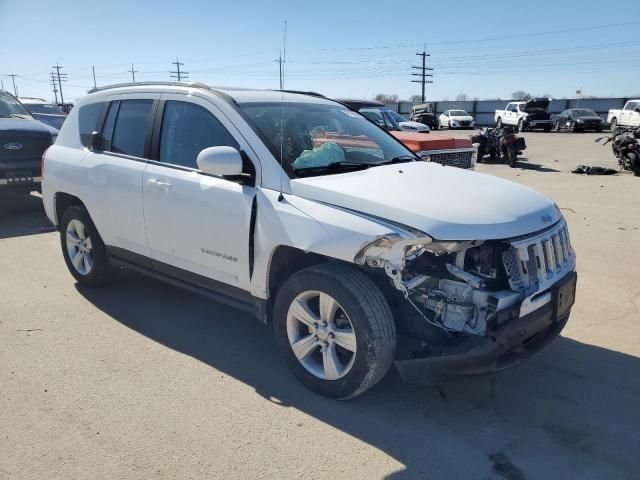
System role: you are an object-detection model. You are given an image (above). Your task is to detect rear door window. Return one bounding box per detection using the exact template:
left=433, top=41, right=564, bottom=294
left=78, top=102, right=104, bottom=147
left=158, top=101, right=239, bottom=169
left=110, top=99, right=153, bottom=158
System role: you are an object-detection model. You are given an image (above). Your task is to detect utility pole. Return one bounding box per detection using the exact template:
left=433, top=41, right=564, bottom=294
left=8, top=74, right=18, bottom=96
left=1, top=79, right=4, bottom=91
left=170, top=58, right=188, bottom=81
left=92, top=65, right=97, bottom=89
left=411, top=47, right=433, bottom=102
left=275, top=51, right=284, bottom=90
left=50, top=72, right=59, bottom=104
left=128, top=63, right=139, bottom=82
left=51, top=64, right=68, bottom=104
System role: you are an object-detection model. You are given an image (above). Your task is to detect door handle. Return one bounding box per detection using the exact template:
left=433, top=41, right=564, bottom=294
left=147, top=179, right=172, bottom=190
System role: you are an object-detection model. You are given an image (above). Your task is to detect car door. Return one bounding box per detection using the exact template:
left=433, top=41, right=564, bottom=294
left=79, top=94, right=158, bottom=257
left=624, top=101, right=639, bottom=126
left=441, top=111, right=448, bottom=127
left=505, top=104, right=514, bottom=124
left=142, top=94, right=257, bottom=292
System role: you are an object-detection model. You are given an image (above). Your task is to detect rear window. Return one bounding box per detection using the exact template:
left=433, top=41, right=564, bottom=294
left=110, top=99, right=153, bottom=158
left=78, top=102, right=104, bottom=147
left=26, top=103, right=65, bottom=115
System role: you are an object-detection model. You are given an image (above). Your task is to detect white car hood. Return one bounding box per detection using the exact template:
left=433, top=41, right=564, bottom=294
left=399, top=120, right=429, bottom=131
left=450, top=116, right=474, bottom=122
left=290, top=162, right=560, bottom=240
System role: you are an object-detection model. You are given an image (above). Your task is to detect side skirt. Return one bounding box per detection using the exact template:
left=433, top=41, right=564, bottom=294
left=106, top=246, right=267, bottom=322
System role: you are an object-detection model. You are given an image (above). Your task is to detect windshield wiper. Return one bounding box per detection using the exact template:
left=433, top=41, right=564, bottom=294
left=380, top=155, right=416, bottom=165
left=294, top=160, right=373, bottom=172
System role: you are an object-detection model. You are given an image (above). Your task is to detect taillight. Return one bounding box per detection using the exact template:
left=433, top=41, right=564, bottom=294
left=42, top=147, right=50, bottom=179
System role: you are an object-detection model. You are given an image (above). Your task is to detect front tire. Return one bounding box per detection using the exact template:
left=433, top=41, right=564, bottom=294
left=60, top=206, right=118, bottom=287
left=273, top=263, right=396, bottom=399
left=610, top=118, right=617, bottom=130
left=507, top=148, right=518, bottom=168
left=496, top=118, right=502, bottom=129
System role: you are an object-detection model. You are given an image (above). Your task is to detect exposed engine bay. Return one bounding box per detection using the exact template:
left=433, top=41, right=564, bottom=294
left=355, top=220, right=575, bottom=345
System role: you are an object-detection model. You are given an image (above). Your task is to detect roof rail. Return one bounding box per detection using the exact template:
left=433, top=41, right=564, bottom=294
left=87, top=81, right=213, bottom=94
left=270, top=89, right=326, bottom=98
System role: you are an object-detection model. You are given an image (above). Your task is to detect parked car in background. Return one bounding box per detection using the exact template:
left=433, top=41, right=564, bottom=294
left=439, top=110, right=475, bottom=129
left=19, top=97, right=67, bottom=130
left=409, top=103, right=439, bottom=130
left=42, top=82, right=576, bottom=399
left=0, top=90, right=56, bottom=194
left=554, top=109, right=603, bottom=133
left=495, top=99, right=553, bottom=132
left=607, top=99, right=640, bottom=130
left=338, top=99, right=476, bottom=169
left=386, top=109, right=430, bottom=133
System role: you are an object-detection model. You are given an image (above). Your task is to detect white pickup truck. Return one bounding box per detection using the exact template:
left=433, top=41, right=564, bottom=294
left=607, top=99, right=640, bottom=129
left=495, top=98, right=553, bottom=132
left=42, top=82, right=577, bottom=399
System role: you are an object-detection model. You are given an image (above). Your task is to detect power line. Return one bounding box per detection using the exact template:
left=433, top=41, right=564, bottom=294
left=411, top=47, right=433, bottom=102
left=169, top=58, right=188, bottom=81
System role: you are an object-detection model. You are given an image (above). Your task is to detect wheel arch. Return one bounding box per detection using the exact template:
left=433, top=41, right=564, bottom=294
left=53, top=192, right=85, bottom=229
left=265, top=246, right=333, bottom=317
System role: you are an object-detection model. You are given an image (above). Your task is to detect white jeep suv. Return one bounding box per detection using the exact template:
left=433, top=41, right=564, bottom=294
left=42, top=82, right=577, bottom=399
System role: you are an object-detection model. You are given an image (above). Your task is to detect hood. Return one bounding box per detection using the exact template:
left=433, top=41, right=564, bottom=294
left=399, top=120, right=430, bottom=131
left=449, top=115, right=474, bottom=121
left=575, top=115, right=603, bottom=121
left=523, top=98, right=550, bottom=112
left=290, top=162, right=560, bottom=240
left=0, top=117, right=57, bottom=135
left=391, top=131, right=473, bottom=152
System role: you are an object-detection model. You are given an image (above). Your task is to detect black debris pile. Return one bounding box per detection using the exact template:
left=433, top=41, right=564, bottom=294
left=571, top=165, right=619, bottom=175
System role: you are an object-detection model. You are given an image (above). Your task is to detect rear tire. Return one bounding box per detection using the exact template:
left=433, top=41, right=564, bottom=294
left=629, top=153, right=640, bottom=176
left=507, top=149, right=518, bottom=168
left=60, top=206, right=118, bottom=287
left=272, top=263, right=396, bottom=399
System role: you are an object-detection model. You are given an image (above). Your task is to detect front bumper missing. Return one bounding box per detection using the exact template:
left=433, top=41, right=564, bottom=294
left=395, top=271, right=576, bottom=383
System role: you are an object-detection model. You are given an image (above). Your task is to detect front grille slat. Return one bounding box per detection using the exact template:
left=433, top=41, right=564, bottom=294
left=429, top=151, right=473, bottom=169
left=503, top=220, right=575, bottom=295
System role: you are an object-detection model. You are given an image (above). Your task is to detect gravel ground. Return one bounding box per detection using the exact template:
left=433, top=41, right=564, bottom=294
left=1, top=130, right=639, bottom=480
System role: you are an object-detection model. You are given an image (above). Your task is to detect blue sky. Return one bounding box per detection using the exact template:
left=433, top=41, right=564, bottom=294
left=1, top=0, right=639, bottom=103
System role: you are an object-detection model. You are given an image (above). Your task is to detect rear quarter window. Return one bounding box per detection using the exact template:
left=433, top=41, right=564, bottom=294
left=78, top=102, right=104, bottom=147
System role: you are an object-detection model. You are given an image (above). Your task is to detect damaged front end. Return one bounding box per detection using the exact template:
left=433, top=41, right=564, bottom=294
left=355, top=220, right=577, bottom=382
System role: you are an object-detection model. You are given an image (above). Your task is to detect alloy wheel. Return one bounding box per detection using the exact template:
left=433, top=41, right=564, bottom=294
left=66, top=219, right=93, bottom=275
left=286, top=290, right=357, bottom=381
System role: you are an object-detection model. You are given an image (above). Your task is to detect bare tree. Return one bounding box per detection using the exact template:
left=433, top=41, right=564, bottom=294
left=455, top=92, right=470, bottom=101
left=409, top=94, right=423, bottom=103
left=512, top=90, right=532, bottom=101
left=374, top=93, right=399, bottom=103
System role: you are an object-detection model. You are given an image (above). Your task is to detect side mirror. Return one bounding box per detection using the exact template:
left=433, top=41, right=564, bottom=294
left=634, top=107, right=640, bottom=113
left=196, top=146, right=243, bottom=177
left=90, top=131, right=102, bottom=151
